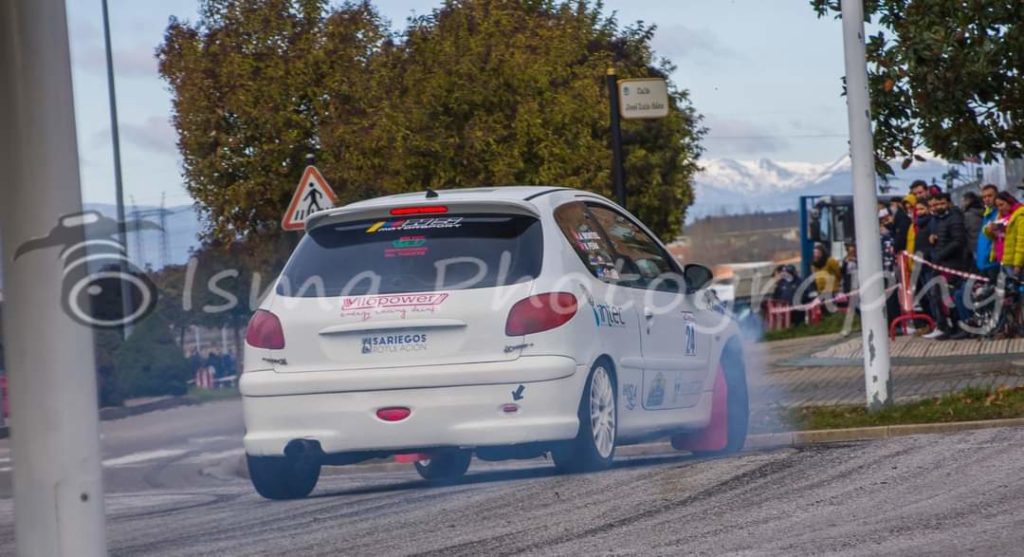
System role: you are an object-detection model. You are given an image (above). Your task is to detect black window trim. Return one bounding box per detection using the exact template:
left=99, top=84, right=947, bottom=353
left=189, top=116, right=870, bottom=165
left=582, top=201, right=685, bottom=277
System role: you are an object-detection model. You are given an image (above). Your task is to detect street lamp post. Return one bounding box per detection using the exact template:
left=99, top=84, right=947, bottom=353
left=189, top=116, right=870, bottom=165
left=841, top=0, right=893, bottom=410
left=101, top=0, right=134, bottom=339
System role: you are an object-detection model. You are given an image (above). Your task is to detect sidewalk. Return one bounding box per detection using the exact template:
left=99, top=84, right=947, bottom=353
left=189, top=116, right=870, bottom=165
left=756, top=334, right=1024, bottom=407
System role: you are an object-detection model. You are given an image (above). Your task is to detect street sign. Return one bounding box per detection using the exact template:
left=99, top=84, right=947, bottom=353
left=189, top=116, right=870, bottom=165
left=282, top=165, right=339, bottom=231
left=617, top=78, right=670, bottom=120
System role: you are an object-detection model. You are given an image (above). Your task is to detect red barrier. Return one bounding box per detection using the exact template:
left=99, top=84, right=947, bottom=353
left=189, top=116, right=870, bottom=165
left=194, top=367, right=215, bottom=390
left=763, top=300, right=792, bottom=331
left=889, top=251, right=936, bottom=339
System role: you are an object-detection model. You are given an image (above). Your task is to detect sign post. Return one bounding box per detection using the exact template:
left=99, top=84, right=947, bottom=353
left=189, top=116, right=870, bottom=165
left=282, top=165, right=339, bottom=232
left=606, top=68, right=627, bottom=209
left=606, top=70, right=670, bottom=211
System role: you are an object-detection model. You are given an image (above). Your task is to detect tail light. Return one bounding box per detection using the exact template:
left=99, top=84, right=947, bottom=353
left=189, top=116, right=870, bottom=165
left=246, top=310, right=285, bottom=349
left=505, top=292, right=578, bottom=336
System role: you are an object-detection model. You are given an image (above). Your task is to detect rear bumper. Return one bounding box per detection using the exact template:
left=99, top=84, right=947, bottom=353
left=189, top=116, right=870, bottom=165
left=241, top=357, right=585, bottom=456
left=240, top=355, right=578, bottom=396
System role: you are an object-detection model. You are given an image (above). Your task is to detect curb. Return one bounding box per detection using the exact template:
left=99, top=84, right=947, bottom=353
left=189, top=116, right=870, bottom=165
left=746, top=417, right=1024, bottom=449
left=98, top=396, right=204, bottom=421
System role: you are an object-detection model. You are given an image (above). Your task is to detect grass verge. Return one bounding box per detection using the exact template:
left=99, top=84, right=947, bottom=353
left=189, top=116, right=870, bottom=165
left=187, top=386, right=240, bottom=403
left=762, top=312, right=860, bottom=342
left=750, top=386, right=1024, bottom=433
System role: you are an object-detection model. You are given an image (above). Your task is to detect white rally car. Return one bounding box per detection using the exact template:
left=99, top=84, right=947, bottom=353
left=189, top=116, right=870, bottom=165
left=241, top=186, right=748, bottom=499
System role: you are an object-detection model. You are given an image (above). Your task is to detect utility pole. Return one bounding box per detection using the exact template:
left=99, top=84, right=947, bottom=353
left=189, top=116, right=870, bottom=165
left=101, top=0, right=134, bottom=338
left=0, top=0, right=108, bottom=553
left=841, top=0, right=893, bottom=410
left=159, top=192, right=170, bottom=268
left=606, top=68, right=626, bottom=209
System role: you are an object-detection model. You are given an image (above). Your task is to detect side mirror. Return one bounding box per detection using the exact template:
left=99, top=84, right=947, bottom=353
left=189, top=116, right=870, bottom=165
left=684, top=263, right=714, bottom=293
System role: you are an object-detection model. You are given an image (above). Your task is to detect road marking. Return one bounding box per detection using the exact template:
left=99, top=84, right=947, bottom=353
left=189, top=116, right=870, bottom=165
left=181, top=448, right=243, bottom=464
left=103, top=449, right=188, bottom=468
left=0, top=467, right=9, bottom=473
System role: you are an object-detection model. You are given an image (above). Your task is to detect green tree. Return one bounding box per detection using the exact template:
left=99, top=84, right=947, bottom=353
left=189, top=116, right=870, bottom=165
left=159, top=0, right=704, bottom=242
left=113, top=313, right=192, bottom=399
left=812, top=0, right=1024, bottom=174
left=158, top=0, right=390, bottom=246
left=374, top=0, right=703, bottom=238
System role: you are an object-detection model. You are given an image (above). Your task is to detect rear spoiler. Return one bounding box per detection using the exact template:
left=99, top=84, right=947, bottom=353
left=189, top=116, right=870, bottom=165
left=305, top=199, right=541, bottom=231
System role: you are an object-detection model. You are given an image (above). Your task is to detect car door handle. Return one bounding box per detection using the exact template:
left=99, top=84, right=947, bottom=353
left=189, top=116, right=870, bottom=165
left=643, top=307, right=654, bottom=319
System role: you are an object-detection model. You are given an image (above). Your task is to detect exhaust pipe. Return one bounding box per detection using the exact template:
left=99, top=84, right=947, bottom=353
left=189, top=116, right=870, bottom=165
left=284, top=439, right=322, bottom=462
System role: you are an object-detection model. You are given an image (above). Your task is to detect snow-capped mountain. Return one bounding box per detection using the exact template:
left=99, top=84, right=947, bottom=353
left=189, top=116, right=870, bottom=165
left=689, top=155, right=1004, bottom=219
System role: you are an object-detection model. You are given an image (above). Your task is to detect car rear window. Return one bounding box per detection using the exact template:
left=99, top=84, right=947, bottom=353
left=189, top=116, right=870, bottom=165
left=277, top=213, right=543, bottom=297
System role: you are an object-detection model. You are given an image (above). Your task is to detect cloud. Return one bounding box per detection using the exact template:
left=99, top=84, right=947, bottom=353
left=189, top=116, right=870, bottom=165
left=121, top=117, right=177, bottom=153
left=77, top=43, right=160, bottom=78
left=702, top=115, right=788, bottom=156
left=91, top=116, right=177, bottom=154
left=651, top=25, right=739, bottom=66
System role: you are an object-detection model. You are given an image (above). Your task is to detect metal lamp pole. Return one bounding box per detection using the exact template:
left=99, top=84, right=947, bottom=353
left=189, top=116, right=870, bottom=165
left=841, top=0, right=893, bottom=410
left=101, top=0, right=134, bottom=339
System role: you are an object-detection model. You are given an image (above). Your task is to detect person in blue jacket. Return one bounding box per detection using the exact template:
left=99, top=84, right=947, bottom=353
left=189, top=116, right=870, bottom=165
left=976, top=184, right=999, bottom=280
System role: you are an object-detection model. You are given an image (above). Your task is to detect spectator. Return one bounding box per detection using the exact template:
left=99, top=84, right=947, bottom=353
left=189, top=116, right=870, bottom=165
left=840, top=240, right=858, bottom=294
left=221, top=352, right=237, bottom=377
left=889, top=197, right=911, bottom=253
left=771, top=264, right=804, bottom=325
left=962, top=191, right=985, bottom=261
left=206, top=349, right=222, bottom=378
left=903, top=194, right=920, bottom=257
left=880, top=211, right=901, bottom=324
left=923, top=193, right=969, bottom=339
left=910, top=179, right=930, bottom=202
left=810, top=243, right=841, bottom=298
left=187, top=349, right=202, bottom=376
left=986, top=191, right=1024, bottom=275
left=976, top=184, right=1000, bottom=280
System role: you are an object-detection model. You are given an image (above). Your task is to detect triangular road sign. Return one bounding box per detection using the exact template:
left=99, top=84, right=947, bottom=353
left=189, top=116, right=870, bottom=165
left=282, top=165, right=339, bottom=231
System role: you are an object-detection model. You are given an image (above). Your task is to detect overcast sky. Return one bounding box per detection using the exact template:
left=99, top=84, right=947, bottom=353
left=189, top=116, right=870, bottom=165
left=67, top=0, right=851, bottom=206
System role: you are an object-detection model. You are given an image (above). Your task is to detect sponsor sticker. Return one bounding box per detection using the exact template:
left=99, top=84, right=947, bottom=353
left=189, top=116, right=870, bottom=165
left=341, top=293, right=449, bottom=321
left=592, top=304, right=627, bottom=328
left=623, top=383, right=638, bottom=410
left=646, top=372, right=666, bottom=407
left=366, top=217, right=463, bottom=233
left=391, top=235, right=426, bottom=248
left=361, top=333, right=428, bottom=354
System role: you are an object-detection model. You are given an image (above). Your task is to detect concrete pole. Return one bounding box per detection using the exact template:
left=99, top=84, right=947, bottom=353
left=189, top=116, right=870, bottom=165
left=841, top=0, right=893, bottom=410
left=0, top=1, right=108, bottom=555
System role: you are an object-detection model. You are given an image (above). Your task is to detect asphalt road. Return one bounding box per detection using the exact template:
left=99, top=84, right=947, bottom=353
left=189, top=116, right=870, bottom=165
left=1, top=399, right=1024, bottom=555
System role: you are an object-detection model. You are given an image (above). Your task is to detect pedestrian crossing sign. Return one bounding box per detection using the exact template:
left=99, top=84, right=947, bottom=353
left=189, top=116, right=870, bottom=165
left=282, top=165, right=339, bottom=231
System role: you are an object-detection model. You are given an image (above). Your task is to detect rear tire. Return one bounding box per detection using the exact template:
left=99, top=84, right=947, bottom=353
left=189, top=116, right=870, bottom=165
left=414, top=450, right=472, bottom=483
left=247, top=454, right=320, bottom=500
left=552, top=361, right=617, bottom=473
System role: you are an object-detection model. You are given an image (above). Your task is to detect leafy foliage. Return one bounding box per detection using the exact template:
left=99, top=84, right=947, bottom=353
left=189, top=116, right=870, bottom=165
left=812, top=0, right=1024, bottom=175
left=113, top=313, right=192, bottom=399
left=158, top=0, right=704, bottom=241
